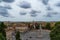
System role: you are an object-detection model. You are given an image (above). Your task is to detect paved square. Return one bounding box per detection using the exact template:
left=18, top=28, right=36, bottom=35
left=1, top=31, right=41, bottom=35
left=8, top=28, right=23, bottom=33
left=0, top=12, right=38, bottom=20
left=20, top=30, right=50, bottom=40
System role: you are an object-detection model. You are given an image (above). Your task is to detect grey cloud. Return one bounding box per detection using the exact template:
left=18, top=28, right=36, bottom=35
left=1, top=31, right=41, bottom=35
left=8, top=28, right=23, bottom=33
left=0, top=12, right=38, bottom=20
left=46, top=13, right=52, bottom=17
left=4, top=5, right=12, bottom=9
left=3, top=0, right=14, bottom=3
left=20, top=12, right=26, bottom=15
left=0, top=6, right=12, bottom=9
left=0, top=0, right=2, bottom=2
left=45, top=12, right=58, bottom=17
left=48, top=12, right=58, bottom=15
left=30, top=14, right=37, bottom=17
left=0, top=7, right=10, bottom=17
left=30, top=10, right=37, bottom=14
left=30, top=10, right=40, bottom=17
left=30, top=10, right=41, bottom=14
left=52, top=12, right=58, bottom=15
left=46, top=6, right=52, bottom=11
left=41, top=0, right=49, bottom=5
left=19, top=1, right=31, bottom=9
left=0, top=10, right=9, bottom=17
left=55, top=3, right=60, bottom=7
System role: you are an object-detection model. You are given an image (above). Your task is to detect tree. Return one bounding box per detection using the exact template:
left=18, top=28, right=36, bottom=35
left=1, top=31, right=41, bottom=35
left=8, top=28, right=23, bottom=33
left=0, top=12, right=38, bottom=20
left=0, top=22, right=7, bottom=32
left=46, top=23, right=51, bottom=30
left=0, top=22, right=7, bottom=40
left=55, top=22, right=60, bottom=26
left=0, top=33, right=6, bottom=40
left=16, top=31, right=21, bottom=40
left=50, top=25, right=60, bottom=40
left=35, top=24, right=40, bottom=29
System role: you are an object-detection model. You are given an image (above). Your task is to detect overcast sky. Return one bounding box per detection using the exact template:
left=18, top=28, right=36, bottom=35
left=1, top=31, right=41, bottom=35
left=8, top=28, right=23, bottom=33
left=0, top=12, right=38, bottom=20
left=0, top=0, right=60, bottom=22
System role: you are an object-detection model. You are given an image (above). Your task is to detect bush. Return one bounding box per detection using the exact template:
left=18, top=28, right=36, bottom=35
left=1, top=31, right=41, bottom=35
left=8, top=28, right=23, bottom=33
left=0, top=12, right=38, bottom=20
left=0, top=33, right=6, bottom=40
left=16, top=31, right=21, bottom=40
left=42, top=26, right=46, bottom=29
left=45, top=23, right=51, bottom=30
left=42, top=22, right=55, bottom=30
left=0, top=22, right=7, bottom=40
left=35, top=24, right=40, bottom=29
left=50, top=25, right=60, bottom=40
left=55, top=22, right=60, bottom=26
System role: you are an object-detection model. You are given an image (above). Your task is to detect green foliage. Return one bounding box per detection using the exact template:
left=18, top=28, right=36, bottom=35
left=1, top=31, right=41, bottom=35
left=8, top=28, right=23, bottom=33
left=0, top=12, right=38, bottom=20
left=0, top=22, right=7, bottom=28
left=35, top=24, right=40, bottom=29
left=0, top=22, right=7, bottom=40
left=0, top=22, right=7, bottom=32
left=42, top=23, right=52, bottom=30
left=50, top=25, right=60, bottom=40
left=16, top=31, right=21, bottom=40
left=55, top=22, right=60, bottom=26
left=45, top=23, right=51, bottom=30
left=0, top=33, right=6, bottom=40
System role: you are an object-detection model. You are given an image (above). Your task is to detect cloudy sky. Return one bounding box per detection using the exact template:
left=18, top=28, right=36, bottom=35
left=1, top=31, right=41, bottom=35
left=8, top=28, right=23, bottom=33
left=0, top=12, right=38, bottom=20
left=0, top=0, right=60, bottom=22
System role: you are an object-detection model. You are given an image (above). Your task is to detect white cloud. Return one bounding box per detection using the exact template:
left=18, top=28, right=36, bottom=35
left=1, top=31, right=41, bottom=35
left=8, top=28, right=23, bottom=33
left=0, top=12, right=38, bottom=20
left=0, top=0, right=60, bottom=22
